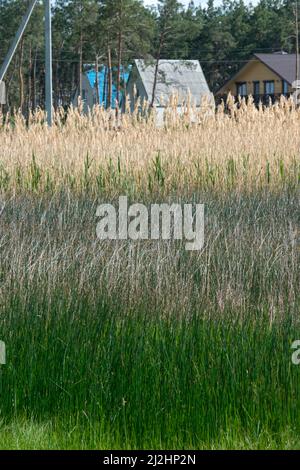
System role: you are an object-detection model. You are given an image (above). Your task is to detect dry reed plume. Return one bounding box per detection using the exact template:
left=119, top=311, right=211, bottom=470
left=0, top=95, right=299, bottom=194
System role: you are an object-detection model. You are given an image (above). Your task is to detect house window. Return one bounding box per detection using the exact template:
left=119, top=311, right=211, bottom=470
left=253, top=81, right=260, bottom=96
left=82, top=89, right=86, bottom=100
left=264, top=81, right=275, bottom=95
left=236, top=82, right=247, bottom=96
left=282, top=80, right=288, bottom=95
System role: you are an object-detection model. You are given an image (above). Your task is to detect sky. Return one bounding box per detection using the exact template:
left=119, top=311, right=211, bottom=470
left=143, top=0, right=260, bottom=8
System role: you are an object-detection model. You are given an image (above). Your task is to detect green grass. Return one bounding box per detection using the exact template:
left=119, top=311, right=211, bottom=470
left=0, top=310, right=300, bottom=449
left=1, top=421, right=300, bottom=450
left=0, top=187, right=299, bottom=449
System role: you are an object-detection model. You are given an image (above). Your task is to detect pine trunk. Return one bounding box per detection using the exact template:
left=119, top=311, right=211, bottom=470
left=107, top=46, right=112, bottom=109
left=151, top=31, right=165, bottom=108
left=32, top=49, right=37, bottom=112
left=79, top=32, right=83, bottom=98
left=116, top=30, right=122, bottom=113
left=95, top=56, right=100, bottom=105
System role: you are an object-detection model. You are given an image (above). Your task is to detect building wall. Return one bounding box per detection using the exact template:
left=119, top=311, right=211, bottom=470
left=126, top=65, right=215, bottom=125
left=126, top=74, right=148, bottom=112
left=72, top=75, right=94, bottom=113
left=218, top=60, right=293, bottom=97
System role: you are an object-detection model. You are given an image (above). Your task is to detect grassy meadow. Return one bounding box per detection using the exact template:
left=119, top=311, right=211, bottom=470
left=0, top=97, right=299, bottom=449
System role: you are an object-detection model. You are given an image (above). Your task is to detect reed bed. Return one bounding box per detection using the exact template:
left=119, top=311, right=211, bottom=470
left=0, top=96, right=299, bottom=195
left=0, top=99, right=299, bottom=449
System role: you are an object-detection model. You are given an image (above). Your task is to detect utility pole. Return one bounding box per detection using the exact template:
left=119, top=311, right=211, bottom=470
left=0, top=0, right=38, bottom=83
left=45, top=0, right=53, bottom=126
left=0, top=0, right=53, bottom=122
left=295, top=0, right=300, bottom=83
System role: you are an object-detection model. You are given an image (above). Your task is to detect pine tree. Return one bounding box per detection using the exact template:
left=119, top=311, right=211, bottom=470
left=150, top=0, right=182, bottom=107
left=101, top=0, right=152, bottom=109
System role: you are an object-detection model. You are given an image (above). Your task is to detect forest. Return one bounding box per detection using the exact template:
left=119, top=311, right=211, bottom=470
left=0, top=0, right=296, bottom=111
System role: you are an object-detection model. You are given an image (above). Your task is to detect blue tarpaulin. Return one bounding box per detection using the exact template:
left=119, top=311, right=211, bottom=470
left=86, top=66, right=131, bottom=109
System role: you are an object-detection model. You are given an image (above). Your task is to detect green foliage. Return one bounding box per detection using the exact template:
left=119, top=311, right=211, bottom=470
left=29, top=153, right=41, bottom=191
left=153, top=152, right=165, bottom=188
left=0, top=0, right=295, bottom=108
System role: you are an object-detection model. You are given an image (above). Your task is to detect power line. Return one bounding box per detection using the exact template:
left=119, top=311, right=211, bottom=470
left=0, top=44, right=292, bottom=56
left=19, top=58, right=280, bottom=65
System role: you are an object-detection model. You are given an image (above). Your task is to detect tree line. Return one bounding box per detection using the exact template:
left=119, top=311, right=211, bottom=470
left=0, top=0, right=296, bottom=112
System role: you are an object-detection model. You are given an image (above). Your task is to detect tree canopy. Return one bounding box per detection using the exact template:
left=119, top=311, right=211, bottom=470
left=0, top=0, right=295, bottom=111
